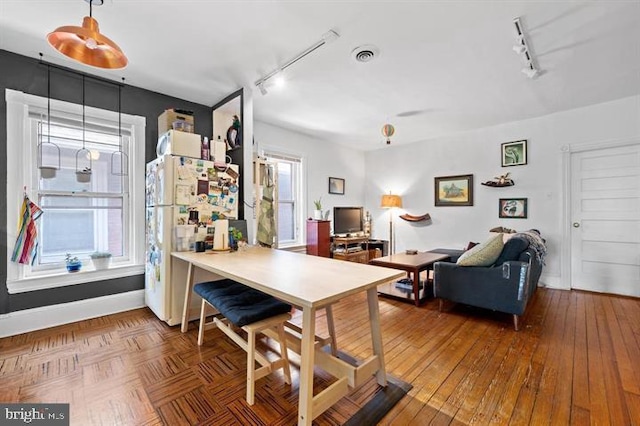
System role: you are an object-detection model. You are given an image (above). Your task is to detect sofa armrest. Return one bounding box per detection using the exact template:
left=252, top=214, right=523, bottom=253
left=433, top=260, right=531, bottom=315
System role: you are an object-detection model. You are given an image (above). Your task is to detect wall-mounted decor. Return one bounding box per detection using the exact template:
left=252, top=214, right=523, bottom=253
left=502, top=140, right=527, bottom=167
left=328, top=177, right=345, bottom=195
left=481, top=172, right=515, bottom=187
left=499, top=198, right=528, bottom=218
left=435, top=174, right=474, bottom=206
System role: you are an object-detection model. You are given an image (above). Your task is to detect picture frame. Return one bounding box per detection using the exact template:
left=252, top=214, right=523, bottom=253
left=434, top=174, right=473, bottom=206
left=499, top=198, right=528, bottom=218
left=328, top=177, right=345, bottom=195
left=501, top=139, right=527, bottom=167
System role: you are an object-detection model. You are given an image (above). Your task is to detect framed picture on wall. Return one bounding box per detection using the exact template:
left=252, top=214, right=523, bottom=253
left=434, top=174, right=474, bottom=206
left=328, top=177, right=345, bottom=195
left=501, top=140, right=527, bottom=167
left=499, top=198, right=528, bottom=218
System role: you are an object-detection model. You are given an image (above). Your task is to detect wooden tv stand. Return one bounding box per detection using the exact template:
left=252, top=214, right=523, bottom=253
left=331, top=236, right=386, bottom=264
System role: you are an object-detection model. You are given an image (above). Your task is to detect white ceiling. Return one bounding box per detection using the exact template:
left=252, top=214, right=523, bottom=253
left=1, top=1, right=639, bottom=150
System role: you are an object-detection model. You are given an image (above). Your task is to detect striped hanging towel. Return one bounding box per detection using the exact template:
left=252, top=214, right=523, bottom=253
left=11, top=195, right=43, bottom=265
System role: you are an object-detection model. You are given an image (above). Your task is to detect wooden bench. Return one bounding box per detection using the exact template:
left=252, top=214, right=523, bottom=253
left=194, top=279, right=292, bottom=405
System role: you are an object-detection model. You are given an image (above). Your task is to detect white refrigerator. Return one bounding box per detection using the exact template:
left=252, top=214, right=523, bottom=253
left=145, top=154, right=240, bottom=325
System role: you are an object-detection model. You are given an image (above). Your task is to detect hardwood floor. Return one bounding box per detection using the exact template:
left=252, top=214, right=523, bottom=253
left=1, top=287, right=638, bottom=425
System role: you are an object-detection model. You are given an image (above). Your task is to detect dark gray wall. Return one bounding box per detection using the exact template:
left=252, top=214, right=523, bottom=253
left=0, top=49, right=213, bottom=314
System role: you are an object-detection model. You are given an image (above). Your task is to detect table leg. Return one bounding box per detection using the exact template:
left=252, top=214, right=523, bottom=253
left=298, top=306, right=316, bottom=425
left=180, top=262, right=194, bottom=333
left=412, top=267, right=421, bottom=306
left=367, top=287, right=387, bottom=386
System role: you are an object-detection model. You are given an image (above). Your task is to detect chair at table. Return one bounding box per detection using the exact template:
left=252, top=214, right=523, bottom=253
left=194, top=279, right=292, bottom=405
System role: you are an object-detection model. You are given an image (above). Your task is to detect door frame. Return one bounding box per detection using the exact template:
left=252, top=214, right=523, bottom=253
left=560, top=136, right=640, bottom=290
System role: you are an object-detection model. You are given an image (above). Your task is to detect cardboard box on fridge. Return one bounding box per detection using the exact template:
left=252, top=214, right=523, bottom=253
left=158, top=109, right=195, bottom=134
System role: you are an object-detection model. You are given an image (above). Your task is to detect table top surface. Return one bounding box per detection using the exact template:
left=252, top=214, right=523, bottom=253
left=172, top=246, right=404, bottom=309
left=369, top=252, right=451, bottom=268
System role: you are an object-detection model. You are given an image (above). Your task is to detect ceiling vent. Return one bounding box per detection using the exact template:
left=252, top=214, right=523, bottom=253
left=351, top=45, right=379, bottom=63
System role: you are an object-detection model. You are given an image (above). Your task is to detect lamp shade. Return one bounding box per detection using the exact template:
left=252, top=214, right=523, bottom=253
left=381, top=194, right=402, bottom=208
left=48, top=16, right=127, bottom=69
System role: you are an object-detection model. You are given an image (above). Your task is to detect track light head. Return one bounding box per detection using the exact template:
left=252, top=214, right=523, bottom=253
left=522, top=66, right=538, bottom=79
left=512, top=44, right=526, bottom=54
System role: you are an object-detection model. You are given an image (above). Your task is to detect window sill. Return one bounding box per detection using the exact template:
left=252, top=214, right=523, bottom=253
left=6, top=264, right=145, bottom=294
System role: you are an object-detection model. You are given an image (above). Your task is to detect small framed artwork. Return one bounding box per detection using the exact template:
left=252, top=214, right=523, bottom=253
left=434, top=174, right=474, bottom=206
left=499, top=198, right=528, bottom=218
left=501, top=139, right=527, bottom=167
left=328, top=177, right=345, bottom=195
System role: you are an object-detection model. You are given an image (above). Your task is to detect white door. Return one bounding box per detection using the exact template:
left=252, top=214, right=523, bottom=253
left=571, top=144, right=640, bottom=297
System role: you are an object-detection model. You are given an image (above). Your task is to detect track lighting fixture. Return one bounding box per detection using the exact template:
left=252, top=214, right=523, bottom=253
left=255, top=30, right=339, bottom=95
left=512, top=17, right=539, bottom=79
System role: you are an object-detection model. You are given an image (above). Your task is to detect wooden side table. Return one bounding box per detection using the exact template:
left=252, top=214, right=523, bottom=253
left=369, top=252, right=450, bottom=306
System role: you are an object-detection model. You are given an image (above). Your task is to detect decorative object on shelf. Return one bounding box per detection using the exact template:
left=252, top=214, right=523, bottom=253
left=363, top=210, right=372, bottom=236
left=499, top=198, right=528, bottom=218
left=111, top=77, right=128, bottom=176
left=37, top=58, right=60, bottom=179
left=381, top=192, right=403, bottom=254
left=226, top=115, right=241, bottom=148
left=489, top=226, right=516, bottom=233
left=502, top=140, right=527, bottom=167
left=313, top=197, right=323, bottom=220
left=328, top=177, right=345, bottom=195
left=90, top=251, right=112, bottom=270
left=435, top=174, right=474, bottom=206
left=481, top=172, right=515, bottom=187
left=405, top=249, right=418, bottom=255
left=65, top=254, right=82, bottom=273
left=75, top=75, right=92, bottom=183
left=399, top=213, right=431, bottom=222
left=382, top=123, right=395, bottom=145
left=47, top=0, right=128, bottom=69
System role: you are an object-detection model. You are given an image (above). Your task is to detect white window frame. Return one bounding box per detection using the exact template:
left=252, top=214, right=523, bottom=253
left=263, top=149, right=305, bottom=248
left=5, top=89, right=146, bottom=294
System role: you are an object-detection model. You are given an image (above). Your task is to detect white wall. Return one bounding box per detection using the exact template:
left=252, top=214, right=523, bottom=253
left=254, top=121, right=366, bottom=237
left=365, top=95, right=640, bottom=288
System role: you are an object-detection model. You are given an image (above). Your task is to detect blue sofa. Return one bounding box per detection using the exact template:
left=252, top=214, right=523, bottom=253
left=432, top=234, right=544, bottom=331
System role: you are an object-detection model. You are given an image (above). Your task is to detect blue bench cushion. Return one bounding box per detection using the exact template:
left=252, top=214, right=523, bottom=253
left=194, top=279, right=291, bottom=327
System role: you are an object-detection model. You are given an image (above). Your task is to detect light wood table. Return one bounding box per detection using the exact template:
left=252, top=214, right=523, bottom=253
left=370, top=252, right=451, bottom=306
left=172, top=246, right=404, bottom=425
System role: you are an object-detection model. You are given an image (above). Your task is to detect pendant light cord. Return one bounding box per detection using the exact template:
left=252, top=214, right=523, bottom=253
left=89, top=0, right=93, bottom=18
left=118, top=78, right=122, bottom=145
left=47, top=64, right=51, bottom=144
left=82, top=74, right=86, bottom=150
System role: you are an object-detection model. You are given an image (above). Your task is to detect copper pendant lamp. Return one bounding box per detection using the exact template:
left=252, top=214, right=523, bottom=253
left=47, top=0, right=127, bottom=69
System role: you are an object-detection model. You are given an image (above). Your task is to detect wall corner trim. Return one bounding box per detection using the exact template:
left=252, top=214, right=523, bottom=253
left=0, top=290, right=145, bottom=338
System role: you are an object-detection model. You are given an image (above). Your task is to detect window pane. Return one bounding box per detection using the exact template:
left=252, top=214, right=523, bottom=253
left=277, top=163, right=292, bottom=200
left=38, top=122, right=124, bottom=193
left=37, top=195, right=124, bottom=264
left=278, top=202, right=294, bottom=241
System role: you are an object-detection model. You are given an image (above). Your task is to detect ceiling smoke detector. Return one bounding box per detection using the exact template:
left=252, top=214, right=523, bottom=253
left=351, top=45, right=379, bottom=63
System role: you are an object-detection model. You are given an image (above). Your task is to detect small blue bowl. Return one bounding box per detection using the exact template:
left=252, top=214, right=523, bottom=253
left=66, top=263, right=82, bottom=273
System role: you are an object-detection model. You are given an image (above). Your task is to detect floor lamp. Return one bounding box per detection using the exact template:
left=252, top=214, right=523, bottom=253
left=381, top=193, right=402, bottom=255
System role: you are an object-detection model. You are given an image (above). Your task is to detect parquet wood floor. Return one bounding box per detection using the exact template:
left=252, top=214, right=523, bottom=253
left=1, top=287, right=639, bottom=425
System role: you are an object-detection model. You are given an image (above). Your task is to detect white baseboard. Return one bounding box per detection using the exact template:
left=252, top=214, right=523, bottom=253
left=538, top=272, right=569, bottom=290
left=0, top=290, right=145, bottom=338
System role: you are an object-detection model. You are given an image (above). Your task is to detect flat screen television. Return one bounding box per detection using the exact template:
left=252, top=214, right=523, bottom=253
left=333, top=207, right=364, bottom=235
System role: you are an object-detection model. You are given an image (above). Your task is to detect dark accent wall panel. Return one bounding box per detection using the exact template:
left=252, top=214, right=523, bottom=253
left=0, top=49, right=213, bottom=314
